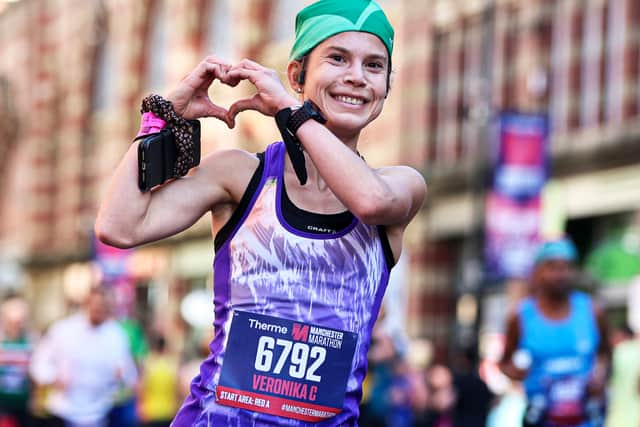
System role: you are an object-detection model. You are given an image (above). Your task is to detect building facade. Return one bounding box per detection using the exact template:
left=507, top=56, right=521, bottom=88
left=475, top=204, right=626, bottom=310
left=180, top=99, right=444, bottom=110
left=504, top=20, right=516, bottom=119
left=0, top=0, right=420, bottom=347
left=1, top=0, right=639, bottom=361
left=417, top=0, right=640, bottom=359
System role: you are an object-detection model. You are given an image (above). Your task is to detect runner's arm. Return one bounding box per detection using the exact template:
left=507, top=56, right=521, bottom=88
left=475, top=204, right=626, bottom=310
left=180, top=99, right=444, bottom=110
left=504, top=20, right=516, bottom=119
left=587, top=304, right=611, bottom=395
left=499, top=311, right=528, bottom=381
left=95, top=147, right=256, bottom=248
left=298, top=121, right=426, bottom=227
left=223, top=59, right=427, bottom=229
left=95, top=56, right=256, bottom=248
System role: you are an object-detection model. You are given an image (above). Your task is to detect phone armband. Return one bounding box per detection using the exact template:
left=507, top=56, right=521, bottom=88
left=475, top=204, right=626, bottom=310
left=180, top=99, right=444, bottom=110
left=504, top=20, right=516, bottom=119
left=136, top=120, right=201, bottom=192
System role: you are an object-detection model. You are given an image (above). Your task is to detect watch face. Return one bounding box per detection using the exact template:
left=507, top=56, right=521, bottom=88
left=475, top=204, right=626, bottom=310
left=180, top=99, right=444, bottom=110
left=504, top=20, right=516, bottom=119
left=305, top=101, right=327, bottom=123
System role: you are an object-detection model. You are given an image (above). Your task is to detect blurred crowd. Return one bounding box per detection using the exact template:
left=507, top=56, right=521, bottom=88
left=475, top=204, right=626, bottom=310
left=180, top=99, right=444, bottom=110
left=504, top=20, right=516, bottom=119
left=358, top=319, right=640, bottom=427
left=359, top=319, right=495, bottom=427
left=0, top=287, right=209, bottom=427
left=0, top=278, right=639, bottom=427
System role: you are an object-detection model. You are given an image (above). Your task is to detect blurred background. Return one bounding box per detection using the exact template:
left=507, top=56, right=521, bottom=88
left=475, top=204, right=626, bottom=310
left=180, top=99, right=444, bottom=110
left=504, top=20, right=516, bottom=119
left=0, top=0, right=639, bottom=426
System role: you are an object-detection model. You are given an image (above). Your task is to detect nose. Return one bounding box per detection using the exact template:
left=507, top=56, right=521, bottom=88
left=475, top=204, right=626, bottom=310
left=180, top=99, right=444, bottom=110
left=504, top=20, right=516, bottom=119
left=344, top=63, right=366, bottom=86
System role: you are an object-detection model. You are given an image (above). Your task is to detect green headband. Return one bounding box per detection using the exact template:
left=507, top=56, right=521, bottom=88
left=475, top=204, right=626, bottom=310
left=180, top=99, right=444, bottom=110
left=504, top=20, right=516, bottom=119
left=289, top=0, right=394, bottom=64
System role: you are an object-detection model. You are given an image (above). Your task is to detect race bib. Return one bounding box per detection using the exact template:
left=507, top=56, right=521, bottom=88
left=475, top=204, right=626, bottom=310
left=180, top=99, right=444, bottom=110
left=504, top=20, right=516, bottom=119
left=216, top=311, right=358, bottom=422
left=547, top=377, right=586, bottom=423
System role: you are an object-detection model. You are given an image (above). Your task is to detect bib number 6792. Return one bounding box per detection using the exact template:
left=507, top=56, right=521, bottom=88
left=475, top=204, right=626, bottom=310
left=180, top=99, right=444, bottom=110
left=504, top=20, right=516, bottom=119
left=254, top=336, right=326, bottom=382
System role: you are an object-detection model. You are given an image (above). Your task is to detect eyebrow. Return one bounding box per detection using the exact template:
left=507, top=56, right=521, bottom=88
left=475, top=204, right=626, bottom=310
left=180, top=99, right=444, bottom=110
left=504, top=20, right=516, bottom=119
left=324, top=45, right=387, bottom=62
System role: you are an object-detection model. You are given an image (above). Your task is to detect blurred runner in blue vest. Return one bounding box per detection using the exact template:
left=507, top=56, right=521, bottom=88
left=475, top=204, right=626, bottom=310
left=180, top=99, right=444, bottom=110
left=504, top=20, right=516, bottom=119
left=500, top=237, right=611, bottom=427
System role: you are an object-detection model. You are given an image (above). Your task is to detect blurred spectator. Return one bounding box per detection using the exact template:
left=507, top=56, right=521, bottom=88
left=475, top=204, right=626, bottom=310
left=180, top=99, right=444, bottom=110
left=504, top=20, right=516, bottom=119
left=608, top=323, right=635, bottom=349
left=487, top=382, right=527, bottom=427
left=28, top=324, right=62, bottom=427
left=605, top=323, right=640, bottom=427
left=386, top=358, right=414, bottom=427
left=177, top=330, right=212, bottom=400
left=500, top=237, right=611, bottom=427
left=107, top=315, right=147, bottom=427
left=0, top=294, right=34, bottom=427
left=405, top=338, right=433, bottom=421
left=414, top=364, right=457, bottom=427
left=359, top=319, right=413, bottom=427
left=30, top=286, right=138, bottom=427
left=450, top=347, right=494, bottom=427
left=137, top=334, right=179, bottom=427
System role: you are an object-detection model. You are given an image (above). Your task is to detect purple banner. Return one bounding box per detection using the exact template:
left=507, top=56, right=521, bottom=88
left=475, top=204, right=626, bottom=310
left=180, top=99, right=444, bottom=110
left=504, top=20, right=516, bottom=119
left=485, top=112, right=549, bottom=280
left=485, top=193, right=541, bottom=279
left=493, top=112, right=549, bottom=200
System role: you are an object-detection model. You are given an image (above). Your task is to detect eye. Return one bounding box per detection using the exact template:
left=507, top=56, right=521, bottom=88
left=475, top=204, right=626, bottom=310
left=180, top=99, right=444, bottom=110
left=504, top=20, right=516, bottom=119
left=366, top=61, right=385, bottom=71
left=329, top=54, right=346, bottom=63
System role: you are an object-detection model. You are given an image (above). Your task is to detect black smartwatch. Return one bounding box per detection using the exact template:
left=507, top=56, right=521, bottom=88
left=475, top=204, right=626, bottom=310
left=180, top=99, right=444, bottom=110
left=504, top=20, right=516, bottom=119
left=286, top=100, right=327, bottom=136
left=274, top=101, right=326, bottom=186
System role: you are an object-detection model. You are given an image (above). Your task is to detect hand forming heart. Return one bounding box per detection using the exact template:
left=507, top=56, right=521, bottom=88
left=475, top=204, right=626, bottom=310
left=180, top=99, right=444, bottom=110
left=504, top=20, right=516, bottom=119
left=166, top=56, right=299, bottom=129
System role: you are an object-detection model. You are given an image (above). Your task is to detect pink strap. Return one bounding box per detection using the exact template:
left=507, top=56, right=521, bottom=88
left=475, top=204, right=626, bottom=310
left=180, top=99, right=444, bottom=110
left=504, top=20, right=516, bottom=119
left=136, top=112, right=166, bottom=138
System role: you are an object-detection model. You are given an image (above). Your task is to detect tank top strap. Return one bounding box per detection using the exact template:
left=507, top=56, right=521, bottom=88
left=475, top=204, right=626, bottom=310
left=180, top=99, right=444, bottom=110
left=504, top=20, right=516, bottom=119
left=263, top=141, right=286, bottom=179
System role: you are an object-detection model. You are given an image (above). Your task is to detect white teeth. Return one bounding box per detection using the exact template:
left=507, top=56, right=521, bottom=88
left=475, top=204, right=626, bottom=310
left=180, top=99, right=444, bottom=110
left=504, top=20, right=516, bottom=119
left=335, top=95, right=364, bottom=105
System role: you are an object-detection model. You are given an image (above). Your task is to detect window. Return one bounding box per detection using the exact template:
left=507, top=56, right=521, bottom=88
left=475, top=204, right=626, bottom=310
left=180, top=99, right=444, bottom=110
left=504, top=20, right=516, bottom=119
left=579, top=0, right=604, bottom=127
left=270, top=0, right=299, bottom=43
left=144, top=0, right=168, bottom=91
left=91, top=2, right=115, bottom=112
left=435, top=31, right=463, bottom=166
left=204, top=0, right=233, bottom=59
left=461, top=20, right=484, bottom=161
left=604, top=0, right=625, bottom=123
left=92, top=37, right=117, bottom=111
left=549, top=0, right=572, bottom=133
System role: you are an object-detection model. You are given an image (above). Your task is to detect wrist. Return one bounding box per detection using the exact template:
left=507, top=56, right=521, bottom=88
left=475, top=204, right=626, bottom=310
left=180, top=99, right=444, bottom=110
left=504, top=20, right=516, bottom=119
left=285, top=100, right=327, bottom=137
left=135, top=112, right=167, bottom=139
left=275, top=96, right=302, bottom=112
left=165, top=91, right=187, bottom=117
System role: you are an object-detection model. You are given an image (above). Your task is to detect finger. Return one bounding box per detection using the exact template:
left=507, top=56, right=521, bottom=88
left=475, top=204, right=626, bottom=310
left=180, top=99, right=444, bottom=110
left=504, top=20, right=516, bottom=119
left=235, top=58, right=264, bottom=71
left=205, top=102, right=230, bottom=124
left=203, top=57, right=232, bottom=79
left=203, top=55, right=231, bottom=68
left=198, top=64, right=219, bottom=88
left=224, top=67, right=259, bottom=87
left=227, top=95, right=261, bottom=128
left=201, top=63, right=227, bottom=81
left=183, top=62, right=221, bottom=91
left=221, top=65, right=248, bottom=87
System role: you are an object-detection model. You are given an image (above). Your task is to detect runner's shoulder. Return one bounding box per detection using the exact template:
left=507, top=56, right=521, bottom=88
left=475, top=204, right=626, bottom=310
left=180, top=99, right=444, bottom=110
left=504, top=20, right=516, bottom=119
left=200, top=148, right=260, bottom=173
left=197, top=148, right=262, bottom=201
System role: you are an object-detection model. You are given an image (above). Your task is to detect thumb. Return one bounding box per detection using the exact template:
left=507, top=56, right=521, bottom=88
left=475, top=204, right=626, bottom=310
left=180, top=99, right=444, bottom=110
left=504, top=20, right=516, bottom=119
left=203, top=101, right=230, bottom=125
left=205, top=103, right=229, bottom=119
left=227, top=95, right=261, bottom=129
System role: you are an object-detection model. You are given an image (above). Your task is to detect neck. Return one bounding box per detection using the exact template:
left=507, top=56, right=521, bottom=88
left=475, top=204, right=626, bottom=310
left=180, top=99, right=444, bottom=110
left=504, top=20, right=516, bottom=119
left=288, top=154, right=329, bottom=192
left=85, top=313, right=104, bottom=327
left=292, top=144, right=361, bottom=192
left=326, top=124, right=361, bottom=148
left=535, top=289, right=571, bottom=319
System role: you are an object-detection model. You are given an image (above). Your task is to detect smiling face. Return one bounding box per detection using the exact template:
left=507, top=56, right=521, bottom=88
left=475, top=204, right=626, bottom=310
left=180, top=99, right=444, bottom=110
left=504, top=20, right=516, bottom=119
left=533, top=258, right=576, bottom=298
left=289, top=31, right=390, bottom=143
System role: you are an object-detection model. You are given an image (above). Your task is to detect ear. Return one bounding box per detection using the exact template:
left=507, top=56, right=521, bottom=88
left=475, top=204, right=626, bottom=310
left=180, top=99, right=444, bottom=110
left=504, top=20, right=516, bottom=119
left=287, top=60, right=304, bottom=93
left=386, top=69, right=395, bottom=97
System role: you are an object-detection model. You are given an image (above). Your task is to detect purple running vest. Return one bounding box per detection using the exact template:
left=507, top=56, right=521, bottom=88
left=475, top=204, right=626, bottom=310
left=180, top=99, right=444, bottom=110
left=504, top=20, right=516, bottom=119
left=172, top=142, right=391, bottom=427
